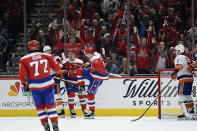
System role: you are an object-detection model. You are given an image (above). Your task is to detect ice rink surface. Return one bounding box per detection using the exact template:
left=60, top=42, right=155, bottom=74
left=0, top=116, right=197, bottom=131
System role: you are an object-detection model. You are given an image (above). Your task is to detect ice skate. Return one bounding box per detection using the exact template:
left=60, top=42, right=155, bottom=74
left=70, top=109, right=76, bottom=118
left=188, top=108, right=194, bottom=114
left=52, top=121, right=60, bottom=131
left=84, top=111, right=95, bottom=119
left=58, top=109, right=65, bottom=118
left=177, top=113, right=186, bottom=119
left=44, top=121, right=50, bottom=131
left=82, top=109, right=88, bottom=118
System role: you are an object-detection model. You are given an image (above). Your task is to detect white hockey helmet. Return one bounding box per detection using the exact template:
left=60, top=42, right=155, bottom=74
left=54, top=55, right=61, bottom=62
left=175, top=44, right=185, bottom=55
left=43, top=45, right=52, bottom=53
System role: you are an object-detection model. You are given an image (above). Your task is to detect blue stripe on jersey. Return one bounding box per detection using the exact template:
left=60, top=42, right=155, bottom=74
left=79, top=99, right=86, bottom=103
left=48, top=111, right=57, bottom=115
left=29, top=76, right=53, bottom=84
left=177, top=75, right=193, bottom=80
left=66, top=77, right=78, bottom=81
left=88, top=102, right=95, bottom=105
left=183, top=100, right=193, bottom=104
left=68, top=99, right=74, bottom=102
left=38, top=112, right=47, bottom=117
left=56, top=98, right=63, bottom=101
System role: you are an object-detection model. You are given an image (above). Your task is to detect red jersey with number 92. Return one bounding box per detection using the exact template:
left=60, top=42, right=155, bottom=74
left=19, top=52, right=61, bottom=90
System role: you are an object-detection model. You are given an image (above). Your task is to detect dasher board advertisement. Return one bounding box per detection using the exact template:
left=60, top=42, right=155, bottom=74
left=0, top=77, right=196, bottom=116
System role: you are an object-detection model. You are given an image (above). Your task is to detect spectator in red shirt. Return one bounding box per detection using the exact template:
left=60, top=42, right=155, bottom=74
left=83, top=27, right=96, bottom=51
left=159, top=23, right=178, bottom=48
left=163, top=7, right=182, bottom=32
left=136, top=37, right=152, bottom=74
left=65, top=36, right=82, bottom=59
left=112, top=22, right=127, bottom=61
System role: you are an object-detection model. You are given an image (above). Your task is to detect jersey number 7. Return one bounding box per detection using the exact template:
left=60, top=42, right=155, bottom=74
left=30, top=59, right=49, bottom=77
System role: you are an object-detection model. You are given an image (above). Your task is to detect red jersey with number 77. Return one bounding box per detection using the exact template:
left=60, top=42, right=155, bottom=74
left=19, top=52, right=61, bottom=90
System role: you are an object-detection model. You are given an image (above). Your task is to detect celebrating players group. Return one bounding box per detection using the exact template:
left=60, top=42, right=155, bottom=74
left=18, top=40, right=108, bottom=131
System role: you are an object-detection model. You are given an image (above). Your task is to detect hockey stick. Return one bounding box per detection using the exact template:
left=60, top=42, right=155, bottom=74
left=131, top=79, right=173, bottom=122
left=71, top=62, right=122, bottom=77
left=192, top=72, right=197, bottom=77
left=53, top=76, right=78, bottom=84
left=109, top=73, right=122, bottom=77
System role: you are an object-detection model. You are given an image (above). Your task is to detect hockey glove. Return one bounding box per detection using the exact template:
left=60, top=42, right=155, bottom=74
left=56, top=70, right=68, bottom=75
left=187, top=64, right=195, bottom=72
left=82, top=62, right=90, bottom=69
left=22, top=82, right=29, bottom=92
left=76, top=86, right=85, bottom=94
left=171, top=69, right=178, bottom=79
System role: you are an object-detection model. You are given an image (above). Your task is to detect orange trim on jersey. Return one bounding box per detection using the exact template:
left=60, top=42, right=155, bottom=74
left=175, top=64, right=182, bottom=71
left=179, top=82, right=183, bottom=95
left=185, top=103, right=194, bottom=108
left=179, top=78, right=194, bottom=83
left=57, top=101, right=63, bottom=106
left=56, top=84, right=60, bottom=94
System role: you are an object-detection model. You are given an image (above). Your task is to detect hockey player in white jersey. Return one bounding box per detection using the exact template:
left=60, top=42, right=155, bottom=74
left=171, top=44, right=196, bottom=119
left=43, top=45, right=65, bottom=118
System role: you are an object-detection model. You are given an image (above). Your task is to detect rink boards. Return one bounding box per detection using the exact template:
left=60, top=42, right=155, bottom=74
left=0, top=77, right=196, bottom=117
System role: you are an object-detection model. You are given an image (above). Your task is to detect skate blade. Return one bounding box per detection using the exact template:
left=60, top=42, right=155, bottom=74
left=71, top=115, right=76, bottom=118
left=84, top=116, right=95, bottom=119
left=178, top=116, right=197, bottom=120
left=58, top=115, right=65, bottom=118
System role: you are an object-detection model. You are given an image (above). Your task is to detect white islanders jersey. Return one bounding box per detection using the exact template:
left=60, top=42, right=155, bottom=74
left=174, top=55, right=193, bottom=81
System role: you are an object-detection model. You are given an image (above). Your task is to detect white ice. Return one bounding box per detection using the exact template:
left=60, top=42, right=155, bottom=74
left=0, top=117, right=197, bottom=131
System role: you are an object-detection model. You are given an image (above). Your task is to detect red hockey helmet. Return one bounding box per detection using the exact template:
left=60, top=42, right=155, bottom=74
left=28, top=40, right=39, bottom=51
left=83, top=46, right=94, bottom=54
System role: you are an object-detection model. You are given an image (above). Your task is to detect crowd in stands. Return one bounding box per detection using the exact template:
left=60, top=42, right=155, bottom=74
left=0, top=0, right=29, bottom=71
left=1, top=0, right=197, bottom=76
left=30, top=0, right=197, bottom=76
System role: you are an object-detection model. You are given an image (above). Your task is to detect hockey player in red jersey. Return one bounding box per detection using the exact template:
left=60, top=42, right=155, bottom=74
left=80, top=46, right=108, bottom=119
left=62, top=49, right=88, bottom=118
left=43, top=45, right=65, bottom=118
left=19, top=40, right=61, bottom=131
